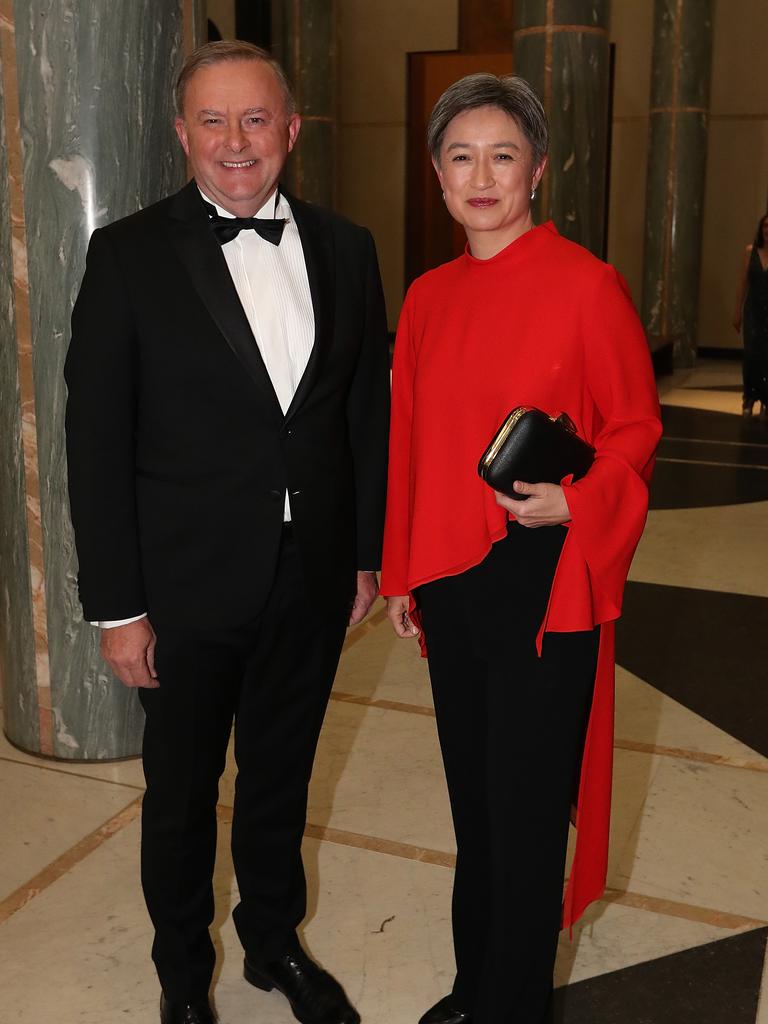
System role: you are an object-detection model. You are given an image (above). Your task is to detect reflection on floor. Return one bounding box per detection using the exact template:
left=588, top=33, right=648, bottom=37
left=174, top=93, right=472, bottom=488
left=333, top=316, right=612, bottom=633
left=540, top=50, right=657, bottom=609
left=1, top=360, right=767, bottom=1023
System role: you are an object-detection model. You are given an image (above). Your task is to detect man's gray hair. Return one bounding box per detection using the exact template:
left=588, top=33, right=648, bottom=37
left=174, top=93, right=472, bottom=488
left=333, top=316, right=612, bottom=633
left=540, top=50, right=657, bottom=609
left=175, top=40, right=296, bottom=117
left=427, top=73, right=549, bottom=167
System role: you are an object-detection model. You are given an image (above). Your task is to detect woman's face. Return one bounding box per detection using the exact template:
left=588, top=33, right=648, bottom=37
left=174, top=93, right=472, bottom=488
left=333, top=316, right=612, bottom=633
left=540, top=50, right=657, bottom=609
left=433, top=104, right=546, bottom=252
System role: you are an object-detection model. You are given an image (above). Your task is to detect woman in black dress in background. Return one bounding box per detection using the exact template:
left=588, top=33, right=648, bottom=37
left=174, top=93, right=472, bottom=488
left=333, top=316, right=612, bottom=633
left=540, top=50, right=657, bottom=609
left=734, top=213, right=768, bottom=417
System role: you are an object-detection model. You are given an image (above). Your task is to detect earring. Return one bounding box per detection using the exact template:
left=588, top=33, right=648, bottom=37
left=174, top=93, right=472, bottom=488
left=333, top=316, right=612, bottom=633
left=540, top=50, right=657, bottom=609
left=530, top=187, right=537, bottom=200
left=442, top=191, right=446, bottom=201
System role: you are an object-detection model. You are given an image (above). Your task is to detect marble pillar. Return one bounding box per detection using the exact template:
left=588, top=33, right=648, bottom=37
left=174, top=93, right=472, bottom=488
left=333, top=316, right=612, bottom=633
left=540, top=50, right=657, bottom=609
left=513, top=0, right=610, bottom=256
left=273, top=0, right=336, bottom=206
left=0, top=0, right=203, bottom=760
left=641, top=0, right=713, bottom=367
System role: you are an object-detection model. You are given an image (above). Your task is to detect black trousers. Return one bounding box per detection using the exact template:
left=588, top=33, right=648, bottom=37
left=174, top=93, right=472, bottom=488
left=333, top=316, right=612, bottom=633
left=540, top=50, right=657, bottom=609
left=417, top=524, right=599, bottom=1024
left=138, top=527, right=349, bottom=1000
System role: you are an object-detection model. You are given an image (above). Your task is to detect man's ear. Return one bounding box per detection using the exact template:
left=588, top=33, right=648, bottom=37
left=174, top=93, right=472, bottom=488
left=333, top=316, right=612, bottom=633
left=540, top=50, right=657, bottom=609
left=175, top=118, right=190, bottom=156
left=287, top=114, right=302, bottom=154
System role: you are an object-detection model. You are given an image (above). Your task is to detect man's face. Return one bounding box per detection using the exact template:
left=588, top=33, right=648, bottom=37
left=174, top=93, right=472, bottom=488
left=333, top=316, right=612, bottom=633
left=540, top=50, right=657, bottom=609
left=175, top=59, right=301, bottom=217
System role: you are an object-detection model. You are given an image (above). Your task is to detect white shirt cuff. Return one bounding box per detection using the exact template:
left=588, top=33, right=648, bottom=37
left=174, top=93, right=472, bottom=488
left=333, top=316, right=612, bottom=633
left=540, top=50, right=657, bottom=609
left=92, top=613, right=148, bottom=629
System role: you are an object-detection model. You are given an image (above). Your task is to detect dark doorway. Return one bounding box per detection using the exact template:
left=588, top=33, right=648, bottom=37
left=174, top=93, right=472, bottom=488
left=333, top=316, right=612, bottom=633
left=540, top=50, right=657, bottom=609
left=236, top=0, right=271, bottom=48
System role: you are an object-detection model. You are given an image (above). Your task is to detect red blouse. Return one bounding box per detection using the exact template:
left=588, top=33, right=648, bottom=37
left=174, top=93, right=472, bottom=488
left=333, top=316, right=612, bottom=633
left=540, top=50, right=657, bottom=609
left=381, top=222, right=662, bottom=928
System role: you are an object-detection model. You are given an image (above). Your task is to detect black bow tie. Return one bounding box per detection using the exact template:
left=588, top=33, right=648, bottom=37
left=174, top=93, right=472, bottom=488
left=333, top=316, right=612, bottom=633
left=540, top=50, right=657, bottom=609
left=203, top=200, right=286, bottom=246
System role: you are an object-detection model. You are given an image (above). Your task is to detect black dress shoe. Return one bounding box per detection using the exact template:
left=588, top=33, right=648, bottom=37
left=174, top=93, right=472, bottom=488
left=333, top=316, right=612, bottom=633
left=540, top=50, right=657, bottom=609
left=160, top=993, right=217, bottom=1024
left=418, top=994, right=472, bottom=1024
left=244, top=947, right=360, bottom=1024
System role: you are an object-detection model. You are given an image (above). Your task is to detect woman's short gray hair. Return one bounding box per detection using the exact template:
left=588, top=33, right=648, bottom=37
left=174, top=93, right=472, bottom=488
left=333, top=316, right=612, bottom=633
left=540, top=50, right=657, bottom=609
left=427, top=74, right=549, bottom=167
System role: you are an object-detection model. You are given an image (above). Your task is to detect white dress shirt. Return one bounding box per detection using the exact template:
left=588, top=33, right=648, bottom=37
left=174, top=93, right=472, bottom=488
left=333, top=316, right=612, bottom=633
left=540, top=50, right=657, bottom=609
left=97, top=187, right=315, bottom=629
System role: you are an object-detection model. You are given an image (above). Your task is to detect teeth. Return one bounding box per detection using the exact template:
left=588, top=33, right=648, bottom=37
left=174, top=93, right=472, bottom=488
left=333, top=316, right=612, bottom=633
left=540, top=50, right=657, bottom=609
left=222, top=160, right=256, bottom=168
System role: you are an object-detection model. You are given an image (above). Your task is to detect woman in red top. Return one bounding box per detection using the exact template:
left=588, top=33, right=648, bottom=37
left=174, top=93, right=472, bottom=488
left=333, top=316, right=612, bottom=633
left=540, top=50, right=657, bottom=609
left=380, top=74, right=662, bottom=1024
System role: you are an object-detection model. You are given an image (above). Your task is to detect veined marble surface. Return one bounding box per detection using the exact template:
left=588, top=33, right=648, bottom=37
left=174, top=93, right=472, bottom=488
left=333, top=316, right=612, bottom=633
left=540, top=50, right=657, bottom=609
left=276, top=0, right=335, bottom=206
left=641, top=0, right=713, bottom=362
left=0, top=32, right=39, bottom=754
left=514, top=1, right=610, bottom=257
left=1, top=0, right=195, bottom=758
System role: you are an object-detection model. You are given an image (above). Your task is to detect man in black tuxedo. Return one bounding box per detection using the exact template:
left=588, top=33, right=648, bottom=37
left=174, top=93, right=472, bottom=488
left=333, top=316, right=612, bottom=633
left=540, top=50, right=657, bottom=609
left=65, top=41, right=389, bottom=1024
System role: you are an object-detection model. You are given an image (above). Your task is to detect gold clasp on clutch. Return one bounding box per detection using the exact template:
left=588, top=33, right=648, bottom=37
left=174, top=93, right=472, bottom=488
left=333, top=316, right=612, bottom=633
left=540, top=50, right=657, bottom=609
left=481, top=407, right=530, bottom=469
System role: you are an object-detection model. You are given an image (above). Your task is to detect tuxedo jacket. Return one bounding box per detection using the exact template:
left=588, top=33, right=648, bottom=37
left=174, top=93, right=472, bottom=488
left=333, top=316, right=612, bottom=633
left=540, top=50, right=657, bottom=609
left=65, top=181, right=390, bottom=628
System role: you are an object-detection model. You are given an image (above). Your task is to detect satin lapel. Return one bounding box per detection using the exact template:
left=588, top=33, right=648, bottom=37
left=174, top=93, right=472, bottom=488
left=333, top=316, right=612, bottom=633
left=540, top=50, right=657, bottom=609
left=284, top=194, right=336, bottom=424
left=166, top=183, right=284, bottom=421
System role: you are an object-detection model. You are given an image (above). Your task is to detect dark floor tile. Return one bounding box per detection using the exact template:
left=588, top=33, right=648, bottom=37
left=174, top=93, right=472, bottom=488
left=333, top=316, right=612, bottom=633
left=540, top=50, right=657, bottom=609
left=552, top=927, right=767, bottom=1024
left=650, top=459, right=768, bottom=509
left=616, top=582, right=768, bottom=757
left=658, top=437, right=768, bottom=468
left=661, top=405, right=768, bottom=446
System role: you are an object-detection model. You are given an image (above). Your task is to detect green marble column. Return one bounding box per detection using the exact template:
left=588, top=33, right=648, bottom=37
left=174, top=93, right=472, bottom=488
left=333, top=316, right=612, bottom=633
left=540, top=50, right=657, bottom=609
left=641, top=0, right=713, bottom=367
left=514, top=0, right=611, bottom=256
left=0, top=0, right=203, bottom=761
left=273, top=0, right=336, bottom=206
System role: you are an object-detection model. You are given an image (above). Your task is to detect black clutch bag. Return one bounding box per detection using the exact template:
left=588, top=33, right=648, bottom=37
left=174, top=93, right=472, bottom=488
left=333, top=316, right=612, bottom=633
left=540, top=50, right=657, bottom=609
left=478, top=407, right=595, bottom=498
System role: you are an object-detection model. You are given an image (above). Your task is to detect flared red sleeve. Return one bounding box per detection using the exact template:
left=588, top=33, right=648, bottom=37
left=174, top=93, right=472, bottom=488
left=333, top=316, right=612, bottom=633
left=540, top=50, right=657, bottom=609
left=550, top=265, right=662, bottom=929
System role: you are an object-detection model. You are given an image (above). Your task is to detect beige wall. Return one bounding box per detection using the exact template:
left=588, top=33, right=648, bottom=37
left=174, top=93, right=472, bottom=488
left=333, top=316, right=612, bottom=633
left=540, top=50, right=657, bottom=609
left=336, top=0, right=458, bottom=328
left=605, top=4, right=654, bottom=305
left=700, top=1, right=768, bottom=349
left=207, top=0, right=236, bottom=39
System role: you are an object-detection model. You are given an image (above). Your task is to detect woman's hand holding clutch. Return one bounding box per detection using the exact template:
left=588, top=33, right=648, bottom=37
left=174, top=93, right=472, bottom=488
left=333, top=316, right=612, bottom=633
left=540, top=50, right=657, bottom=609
left=494, top=481, right=571, bottom=527
left=386, top=596, right=421, bottom=638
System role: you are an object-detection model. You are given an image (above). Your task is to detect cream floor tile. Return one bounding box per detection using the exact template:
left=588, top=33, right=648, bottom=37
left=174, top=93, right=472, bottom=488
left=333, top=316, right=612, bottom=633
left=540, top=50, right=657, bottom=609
left=607, top=750, right=768, bottom=922
left=0, top=705, right=145, bottom=790
left=0, top=758, right=139, bottom=900
left=0, top=818, right=456, bottom=1024
left=615, top=666, right=768, bottom=765
left=670, top=363, right=742, bottom=390
left=660, top=387, right=744, bottom=415
left=0, top=798, right=751, bottom=1023
left=217, top=700, right=453, bottom=854
left=554, top=900, right=751, bottom=986
left=307, top=702, right=452, bottom=850
left=657, top=369, right=693, bottom=397
left=603, top=747, right=662, bottom=884
left=336, top=607, right=433, bottom=708
left=629, top=501, right=768, bottom=597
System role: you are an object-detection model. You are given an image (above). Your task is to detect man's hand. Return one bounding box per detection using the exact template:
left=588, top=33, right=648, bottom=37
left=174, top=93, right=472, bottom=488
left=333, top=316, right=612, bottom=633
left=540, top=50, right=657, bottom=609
left=348, top=571, right=380, bottom=626
left=494, top=481, right=571, bottom=528
left=386, top=596, right=420, bottom=639
left=101, top=618, right=159, bottom=688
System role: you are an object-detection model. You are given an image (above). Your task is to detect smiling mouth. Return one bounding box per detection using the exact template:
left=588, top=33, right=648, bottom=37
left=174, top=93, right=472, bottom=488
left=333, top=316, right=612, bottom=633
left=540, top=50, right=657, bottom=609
left=221, top=159, right=257, bottom=168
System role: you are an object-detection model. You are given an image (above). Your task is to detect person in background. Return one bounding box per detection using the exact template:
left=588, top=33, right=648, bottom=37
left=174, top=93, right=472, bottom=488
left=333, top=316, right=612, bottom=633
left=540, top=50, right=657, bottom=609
left=733, top=212, right=768, bottom=418
left=65, top=41, right=389, bottom=1024
left=381, top=73, right=662, bottom=1024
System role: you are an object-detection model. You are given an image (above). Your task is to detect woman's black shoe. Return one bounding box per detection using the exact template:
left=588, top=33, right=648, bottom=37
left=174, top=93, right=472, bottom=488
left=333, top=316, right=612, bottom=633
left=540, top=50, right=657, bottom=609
left=244, top=947, right=360, bottom=1024
left=418, top=994, right=472, bottom=1024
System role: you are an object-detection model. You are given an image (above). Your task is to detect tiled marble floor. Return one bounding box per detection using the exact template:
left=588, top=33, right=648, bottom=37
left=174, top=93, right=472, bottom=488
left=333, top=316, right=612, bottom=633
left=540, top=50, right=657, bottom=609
left=1, top=361, right=767, bottom=1023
